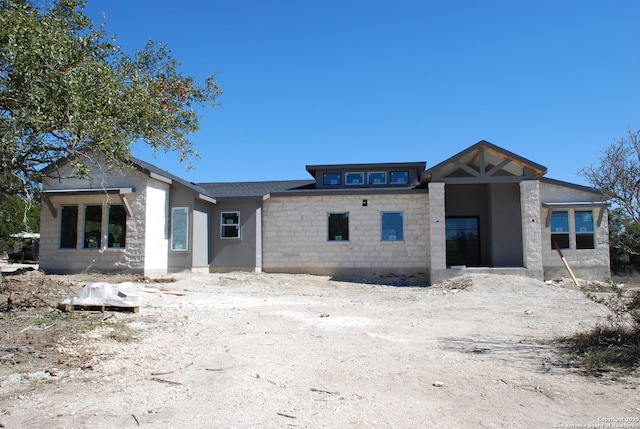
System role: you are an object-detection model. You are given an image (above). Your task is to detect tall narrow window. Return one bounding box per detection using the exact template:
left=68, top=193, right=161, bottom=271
left=550, top=211, right=569, bottom=249
left=171, top=207, right=189, bottom=251
left=381, top=212, right=404, bottom=241
left=575, top=211, right=595, bottom=249
left=221, top=211, right=240, bottom=239
left=108, top=205, right=126, bottom=248
left=83, top=205, right=102, bottom=249
left=60, top=206, right=78, bottom=249
left=328, top=213, right=349, bottom=241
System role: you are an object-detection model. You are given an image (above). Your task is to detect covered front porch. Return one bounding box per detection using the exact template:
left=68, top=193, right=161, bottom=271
left=426, top=141, right=546, bottom=284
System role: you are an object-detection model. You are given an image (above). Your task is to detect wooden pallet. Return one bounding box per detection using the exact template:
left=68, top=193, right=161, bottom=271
left=57, top=303, right=139, bottom=313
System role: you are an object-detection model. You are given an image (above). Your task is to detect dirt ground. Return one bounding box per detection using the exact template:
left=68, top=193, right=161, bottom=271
left=0, top=264, right=639, bottom=428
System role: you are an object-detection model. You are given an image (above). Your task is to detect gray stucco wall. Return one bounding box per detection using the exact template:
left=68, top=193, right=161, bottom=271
left=488, top=183, right=523, bottom=267
left=210, top=200, right=260, bottom=272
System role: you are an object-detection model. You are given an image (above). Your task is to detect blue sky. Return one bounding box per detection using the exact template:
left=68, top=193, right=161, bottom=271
left=84, top=0, right=640, bottom=186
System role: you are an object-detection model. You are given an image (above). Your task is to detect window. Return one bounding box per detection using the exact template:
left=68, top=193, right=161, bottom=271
left=60, top=206, right=78, bottom=249
left=550, top=211, right=569, bottom=249
left=328, top=213, right=349, bottom=241
left=445, top=217, right=480, bottom=266
left=390, top=171, right=409, bottom=184
left=368, top=172, right=387, bottom=185
left=221, top=211, right=240, bottom=239
left=83, top=205, right=102, bottom=249
left=575, top=211, right=595, bottom=249
left=345, top=172, right=364, bottom=185
left=171, top=207, right=189, bottom=251
left=323, top=173, right=342, bottom=186
left=107, top=205, right=126, bottom=248
left=381, top=212, right=403, bottom=241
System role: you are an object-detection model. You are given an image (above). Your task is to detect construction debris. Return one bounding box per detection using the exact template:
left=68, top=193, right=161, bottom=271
left=58, top=282, right=141, bottom=313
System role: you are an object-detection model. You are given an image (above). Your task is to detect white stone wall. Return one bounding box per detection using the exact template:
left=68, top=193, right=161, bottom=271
left=539, top=181, right=610, bottom=280
left=39, top=161, right=168, bottom=275
left=144, top=181, right=170, bottom=277
left=263, top=193, right=429, bottom=283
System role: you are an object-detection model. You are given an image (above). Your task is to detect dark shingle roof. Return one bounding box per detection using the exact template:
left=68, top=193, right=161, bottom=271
left=131, top=157, right=214, bottom=198
left=198, top=180, right=315, bottom=199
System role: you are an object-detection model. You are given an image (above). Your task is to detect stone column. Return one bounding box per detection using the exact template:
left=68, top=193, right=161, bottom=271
left=429, top=182, right=446, bottom=282
left=520, top=180, right=543, bottom=278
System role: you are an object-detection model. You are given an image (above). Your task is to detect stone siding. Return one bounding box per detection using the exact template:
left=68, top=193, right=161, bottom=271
left=263, top=193, right=429, bottom=284
left=540, top=181, right=610, bottom=280
left=39, top=162, right=169, bottom=276
left=520, top=180, right=543, bottom=276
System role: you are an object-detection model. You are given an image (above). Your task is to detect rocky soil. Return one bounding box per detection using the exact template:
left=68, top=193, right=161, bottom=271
left=0, top=267, right=639, bottom=428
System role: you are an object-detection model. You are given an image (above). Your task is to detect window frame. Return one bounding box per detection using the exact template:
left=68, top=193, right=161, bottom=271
left=345, top=172, right=364, bottom=186
left=550, top=211, right=570, bottom=249
left=381, top=211, right=404, bottom=241
left=575, top=210, right=595, bottom=249
left=368, top=171, right=387, bottom=185
left=107, top=204, right=127, bottom=249
left=83, top=205, right=103, bottom=249
left=220, top=211, right=241, bottom=239
left=59, top=205, right=78, bottom=249
left=171, top=206, right=190, bottom=251
left=323, top=173, right=342, bottom=186
left=328, top=212, right=349, bottom=242
left=390, top=171, right=409, bottom=184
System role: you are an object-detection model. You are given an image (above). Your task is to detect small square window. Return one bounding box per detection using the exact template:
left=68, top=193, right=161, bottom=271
left=323, top=173, right=342, bottom=186
left=345, top=172, right=364, bottom=185
left=390, top=171, right=409, bottom=184
left=221, top=212, right=240, bottom=239
left=368, top=172, right=387, bottom=185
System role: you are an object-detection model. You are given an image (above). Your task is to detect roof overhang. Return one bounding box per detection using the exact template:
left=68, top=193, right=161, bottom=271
left=425, top=141, right=547, bottom=183
left=43, top=187, right=135, bottom=196
left=42, top=187, right=136, bottom=218
left=542, top=201, right=610, bottom=227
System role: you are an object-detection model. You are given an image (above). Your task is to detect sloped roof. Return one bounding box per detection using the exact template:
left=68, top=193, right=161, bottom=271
left=198, top=180, right=315, bottom=199
left=41, top=154, right=216, bottom=200
left=425, top=140, right=547, bottom=182
left=131, top=157, right=215, bottom=198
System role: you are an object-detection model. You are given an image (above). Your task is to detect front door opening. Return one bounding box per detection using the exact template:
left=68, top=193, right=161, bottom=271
left=446, top=216, right=480, bottom=266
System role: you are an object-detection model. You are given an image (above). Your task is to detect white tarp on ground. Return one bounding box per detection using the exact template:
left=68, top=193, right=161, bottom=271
left=61, top=282, right=141, bottom=308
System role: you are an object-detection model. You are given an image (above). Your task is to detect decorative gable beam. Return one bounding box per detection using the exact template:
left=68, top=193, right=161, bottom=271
left=453, top=160, right=479, bottom=177
left=485, top=158, right=512, bottom=177
left=119, top=194, right=133, bottom=217
left=43, top=196, right=57, bottom=219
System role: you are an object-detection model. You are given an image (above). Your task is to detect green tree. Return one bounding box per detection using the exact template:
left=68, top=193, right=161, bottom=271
left=0, top=0, right=222, bottom=202
left=0, top=193, right=40, bottom=255
left=608, top=207, right=640, bottom=274
left=579, top=130, right=640, bottom=228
